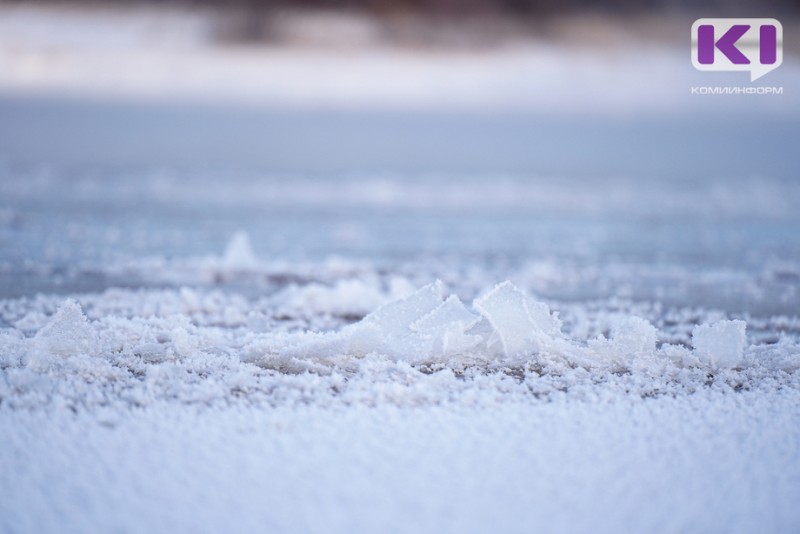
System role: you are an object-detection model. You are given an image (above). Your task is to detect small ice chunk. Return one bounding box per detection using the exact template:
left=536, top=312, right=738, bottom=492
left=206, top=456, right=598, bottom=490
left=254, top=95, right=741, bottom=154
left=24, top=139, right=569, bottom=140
left=434, top=328, right=484, bottom=357
left=411, top=295, right=483, bottom=358
left=280, top=282, right=447, bottom=363
left=472, top=281, right=561, bottom=358
left=222, top=230, right=258, bottom=269
left=32, top=299, right=97, bottom=357
left=350, top=281, right=447, bottom=362
left=411, top=295, right=481, bottom=333
left=589, top=316, right=657, bottom=364
left=361, top=281, right=445, bottom=338
left=692, top=319, right=747, bottom=368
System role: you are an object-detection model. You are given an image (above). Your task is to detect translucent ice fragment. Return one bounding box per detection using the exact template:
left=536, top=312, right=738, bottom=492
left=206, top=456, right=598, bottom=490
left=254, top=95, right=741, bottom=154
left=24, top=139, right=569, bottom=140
left=411, top=295, right=483, bottom=358
left=279, top=282, right=447, bottom=364
left=411, top=295, right=481, bottom=333
left=361, top=280, right=445, bottom=338
left=692, top=319, right=747, bottom=368
left=347, top=282, right=485, bottom=362
left=472, top=281, right=562, bottom=358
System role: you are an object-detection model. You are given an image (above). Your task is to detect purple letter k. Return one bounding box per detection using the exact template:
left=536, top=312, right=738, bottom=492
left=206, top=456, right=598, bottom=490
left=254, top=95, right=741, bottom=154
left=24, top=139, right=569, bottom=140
left=698, top=24, right=750, bottom=64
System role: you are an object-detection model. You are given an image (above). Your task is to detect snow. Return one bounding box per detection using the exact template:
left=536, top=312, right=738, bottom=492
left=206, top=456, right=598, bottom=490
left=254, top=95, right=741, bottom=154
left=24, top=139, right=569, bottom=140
left=588, top=315, right=658, bottom=365
left=2, top=389, right=800, bottom=533
left=1, top=271, right=799, bottom=532
left=0, top=30, right=797, bottom=527
left=30, top=298, right=96, bottom=357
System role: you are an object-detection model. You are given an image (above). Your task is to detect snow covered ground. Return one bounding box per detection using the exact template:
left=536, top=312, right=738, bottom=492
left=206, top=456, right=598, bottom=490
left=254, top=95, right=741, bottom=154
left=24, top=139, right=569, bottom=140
left=3, top=389, right=799, bottom=533
left=2, top=206, right=799, bottom=532
left=1, top=270, right=799, bottom=532
left=1, top=99, right=800, bottom=531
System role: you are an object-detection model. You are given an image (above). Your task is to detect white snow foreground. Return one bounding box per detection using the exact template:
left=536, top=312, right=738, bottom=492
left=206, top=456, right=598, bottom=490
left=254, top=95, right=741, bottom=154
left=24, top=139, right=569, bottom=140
left=250, top=280, right=751, bottom=372
left=2, top=287, right=800, bottom=533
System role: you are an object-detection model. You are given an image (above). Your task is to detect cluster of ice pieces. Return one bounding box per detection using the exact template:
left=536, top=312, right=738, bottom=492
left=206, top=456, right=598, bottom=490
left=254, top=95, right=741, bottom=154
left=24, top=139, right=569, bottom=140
left=2, top=279, right=798, bottom=411
left=6, top=280, right=790, bottom=376
left=252, top=280, right=751, bottom=371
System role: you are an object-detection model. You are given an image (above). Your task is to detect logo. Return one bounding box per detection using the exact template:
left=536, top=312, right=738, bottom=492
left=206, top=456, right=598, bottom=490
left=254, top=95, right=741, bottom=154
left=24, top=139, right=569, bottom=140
left=692, top=18, right=782, bottom=81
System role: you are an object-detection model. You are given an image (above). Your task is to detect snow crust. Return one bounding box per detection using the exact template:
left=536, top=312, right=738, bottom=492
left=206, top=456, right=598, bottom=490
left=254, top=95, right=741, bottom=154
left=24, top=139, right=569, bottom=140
left=1, top=273, right=799, bottom=533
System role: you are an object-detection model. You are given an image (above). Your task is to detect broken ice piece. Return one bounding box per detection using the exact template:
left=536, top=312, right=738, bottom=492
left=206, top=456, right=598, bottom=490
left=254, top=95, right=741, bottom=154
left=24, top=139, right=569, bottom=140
left=473, top=281, right=562, bottom=358
left=410, top=295, right=484, bottom=358
left=361, top=280, right=445, bottom=338
left=411, top=295, right=481, bottom=333
left=692, top=319, right=747, bottom=368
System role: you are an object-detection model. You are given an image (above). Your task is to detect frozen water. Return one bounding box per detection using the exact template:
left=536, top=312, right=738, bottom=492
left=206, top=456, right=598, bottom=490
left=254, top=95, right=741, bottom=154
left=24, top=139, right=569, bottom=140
left=411, top=295, right=481, bottom=334
left=410, top=295, right=483, bottom=358
left=473, top=281, right=562, bottom=359
left=692, top=320, right=747, bottom=369
left=361, top=281, right=445, bottom=337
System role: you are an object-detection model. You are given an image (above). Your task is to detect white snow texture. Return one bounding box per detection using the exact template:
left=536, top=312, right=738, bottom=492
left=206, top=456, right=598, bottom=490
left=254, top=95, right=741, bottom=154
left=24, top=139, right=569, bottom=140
left=2, top=269, right=799, bottom=534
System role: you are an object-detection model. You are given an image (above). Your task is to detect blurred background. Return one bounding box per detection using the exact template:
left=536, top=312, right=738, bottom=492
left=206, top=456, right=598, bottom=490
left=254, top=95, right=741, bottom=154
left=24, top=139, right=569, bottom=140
left=0, top=0, right=799, bottom=317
